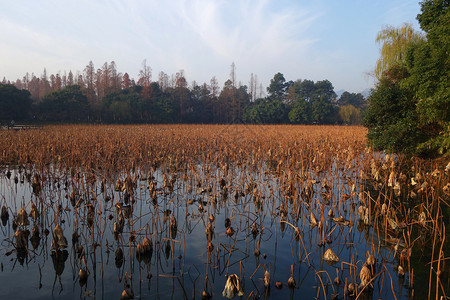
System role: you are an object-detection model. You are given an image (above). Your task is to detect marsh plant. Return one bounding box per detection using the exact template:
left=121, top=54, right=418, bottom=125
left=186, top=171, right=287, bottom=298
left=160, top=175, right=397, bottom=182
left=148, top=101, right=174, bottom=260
left=0, top=125, right=448, bottom=299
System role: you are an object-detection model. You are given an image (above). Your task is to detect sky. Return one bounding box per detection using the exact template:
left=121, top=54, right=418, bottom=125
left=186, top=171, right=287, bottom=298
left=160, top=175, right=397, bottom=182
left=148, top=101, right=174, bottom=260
left=0, top=0, right=422, bottom=94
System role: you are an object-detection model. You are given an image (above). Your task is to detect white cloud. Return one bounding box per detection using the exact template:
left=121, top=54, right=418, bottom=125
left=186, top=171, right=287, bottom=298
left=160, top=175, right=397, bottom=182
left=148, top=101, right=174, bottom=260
left=0, top=0, right=422, bottom=92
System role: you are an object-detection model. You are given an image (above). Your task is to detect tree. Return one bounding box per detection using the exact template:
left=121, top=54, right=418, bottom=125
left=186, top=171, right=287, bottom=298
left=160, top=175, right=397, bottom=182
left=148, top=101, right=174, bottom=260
left=288, top=98, right=311, bottom=124
left=122, top=72, right=132, bottom=90
left=158, top=71, right=169, bottom=91
left=287, top=79, right=315, bottom=103
left=84, top=61, right=96, bottom=103
left=287, top=79, right=336, bottom=124
left=174, top=70, right=189, bottom=122
left=55, top=74, right=62, bottom=91
left=0, top=84, right=32, bottom=122
left=67, top=70, right=74, bottom=86
left=364, top=66, right=421, bottom=153
left=40, top=68, right=50, bottom=98
left=94, top=68, right=103, bottom=102
left=339, top=105, right=362, bottom=125
left=101, top=62, right=110, bottom=96
left=374, top=23, right=425, bottom=79
left=244, top=97, right=286, bottom=124
left=38, top=85, right=89, bottom=122
left=338, top=91, right=365, bottom=108
left=311, top=94, right=335, bottom=124
left=249, top=73, right=258, bottom=102
left=218, top=79, right=234, bottom=123
left=406, top=0, right=450, bottom=155
left=267, top=72, right=288, bottom=99
left=109, top=61, right=121, bottom=93
left=138, top=59, right=152, bottom=99
left=365, top=0, right=449, bottom=156
left=102, top=88, right=147, bottom=123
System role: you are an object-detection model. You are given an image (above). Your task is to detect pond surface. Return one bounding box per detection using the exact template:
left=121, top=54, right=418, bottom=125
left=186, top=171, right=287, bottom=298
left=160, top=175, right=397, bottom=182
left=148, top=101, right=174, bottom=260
left=0, top=158, right=428, bottom=300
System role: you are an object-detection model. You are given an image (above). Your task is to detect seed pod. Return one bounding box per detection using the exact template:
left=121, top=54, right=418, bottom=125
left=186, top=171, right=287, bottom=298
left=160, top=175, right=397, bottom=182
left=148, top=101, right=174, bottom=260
left=264, top=270, right=270, bottom=288
left=222, top=274, right=244, bottom=298
left=79, top=268, right=89, bottom=285
left=366, top=251, right=376, bottom=268
left=334, top=269, right=341, bottom=285
left=359, top=265, right=371, bottom=288
left=226, top=227, right=235, bottom=237
left=347, top=282, right=356, bottom=296
left=142, top=237, right=152, bottom=253
left=1, top=206, right=9, bottom=226
left=30, top=202, right=39, bottom=220
left=15, top=208, right=29, bottom=226
left=323, top=248, right=339, bottom=264
left=14, top=229, right=28, bottom=250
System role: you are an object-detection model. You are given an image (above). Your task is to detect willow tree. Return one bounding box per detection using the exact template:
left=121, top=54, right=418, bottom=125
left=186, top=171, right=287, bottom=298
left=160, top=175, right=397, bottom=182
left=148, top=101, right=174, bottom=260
left=366, top=1, right=449, bottom=157
left=374, top=23, right=425, bottom=79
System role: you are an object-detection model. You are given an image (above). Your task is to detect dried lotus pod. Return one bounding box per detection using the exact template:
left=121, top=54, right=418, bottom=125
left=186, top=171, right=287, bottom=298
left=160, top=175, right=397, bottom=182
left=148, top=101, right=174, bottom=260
left=30, top=202, right=39, bottom=220
left=359, top=264, right=372, bottom=289
left=333, top=216, right=351, bottom=226
left=14, top=229, right=28, bottom=250
left=15, top=208, right=29, bottom=226
left=121, top=289, right=133, bottom=300
left=366, top=251, right=376, bottom=267
left=264, top=269, right=270, bottom=288
left=79, top=268, right=89, bottom=285
left=287, top=264, right=296, bottom=288
left=347, top=282, right=356, bottom=297
left=328, top=209, right=334, bottom=218
left=334, top=269, right=341, bottom=285
left=170, top=216, right=177, bottom=239
left=226, top=227, right=235, bottom=237
left=287, top=276, right=296, bottom=288
left=222, top=274, right=244, bottom=299
left=51, top=224, right=68, bottom=250
left=1, top=206, right=9, bottom=226
left=141, top=237, right=152, bottom=253
left=323, top=248, right=339, bottom=264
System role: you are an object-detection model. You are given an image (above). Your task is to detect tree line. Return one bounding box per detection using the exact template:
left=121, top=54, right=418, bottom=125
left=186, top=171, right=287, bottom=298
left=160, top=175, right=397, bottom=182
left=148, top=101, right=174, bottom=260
left=364, top=0, right=449, bottom=157
left=1, top=63, right=366, bottom=125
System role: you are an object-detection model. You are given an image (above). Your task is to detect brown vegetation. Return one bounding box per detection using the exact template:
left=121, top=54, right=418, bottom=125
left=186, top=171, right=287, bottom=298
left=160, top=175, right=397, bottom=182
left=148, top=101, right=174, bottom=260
left=0, top=124, right=448, bottom=299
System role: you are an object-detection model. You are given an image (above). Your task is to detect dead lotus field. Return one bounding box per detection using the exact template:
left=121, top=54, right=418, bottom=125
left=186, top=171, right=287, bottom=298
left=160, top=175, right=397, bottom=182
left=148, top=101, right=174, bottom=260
left=0, top=125, right=448, bottom=299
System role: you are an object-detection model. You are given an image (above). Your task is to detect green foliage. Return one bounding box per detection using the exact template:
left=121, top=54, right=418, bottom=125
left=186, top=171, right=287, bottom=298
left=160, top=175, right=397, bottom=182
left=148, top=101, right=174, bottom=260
left=243, top=98, right=287, bottom=124
left=102, top=92, right=143, bottom=123
left=338, top=91, right=365, bottom=108
left=288, top=99, right=311, bottom=124
left=374, top=23, right=425, bottom=79
left=6, top=69, right=347, bottom=126
left=339, top=105, right=362, bottom=125
left=311, top=95, right=334, bottom=123
left=366, top=0, right=449, bottom=157
left=0, top=84, right=32, bottom=122
left=287, top=79, right=337, bottom=124
left=364, top=66, right=424, bottom=154
left=216, top=80, right=250, bottom=123
left=38, top=85, right=88, bottom=122
left=267, top=72, right=288, bottom=99
left=417, top=0, right=449, bottom=35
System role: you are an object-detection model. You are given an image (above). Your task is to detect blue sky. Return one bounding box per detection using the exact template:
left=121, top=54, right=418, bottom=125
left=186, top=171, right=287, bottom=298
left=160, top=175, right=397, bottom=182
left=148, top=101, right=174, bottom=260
left=0, top=0, right=422, bottom=93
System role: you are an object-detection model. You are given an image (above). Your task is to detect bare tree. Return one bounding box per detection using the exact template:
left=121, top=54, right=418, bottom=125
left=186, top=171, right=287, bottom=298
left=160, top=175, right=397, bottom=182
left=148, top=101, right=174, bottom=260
left=84, top=61, right=96, bottom=102
left=158, top=71, right=169, bottom=91
left=138, top=59, right=152, bottom=98
left=67, top=70, right=74, bottom=86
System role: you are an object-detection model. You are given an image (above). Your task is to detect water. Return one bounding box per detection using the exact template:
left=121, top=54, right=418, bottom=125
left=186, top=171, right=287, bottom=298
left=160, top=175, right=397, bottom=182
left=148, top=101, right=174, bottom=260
left=0, top=161, right=429, bottom=299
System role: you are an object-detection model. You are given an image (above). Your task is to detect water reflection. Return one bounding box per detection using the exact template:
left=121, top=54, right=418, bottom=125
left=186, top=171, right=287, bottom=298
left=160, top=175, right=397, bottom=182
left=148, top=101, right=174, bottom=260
left=0, top=162, right=445, bottom=300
